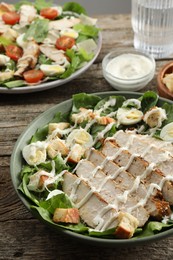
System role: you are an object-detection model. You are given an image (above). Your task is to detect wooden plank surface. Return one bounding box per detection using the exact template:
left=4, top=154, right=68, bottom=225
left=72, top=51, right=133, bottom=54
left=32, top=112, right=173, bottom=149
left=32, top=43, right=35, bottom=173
left=0, top=14, right=173, bottom=260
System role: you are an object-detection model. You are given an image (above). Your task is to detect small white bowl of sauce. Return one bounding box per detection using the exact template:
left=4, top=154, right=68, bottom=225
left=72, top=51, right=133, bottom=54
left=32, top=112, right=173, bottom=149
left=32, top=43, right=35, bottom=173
left=102, top=50, right=156, bottom=91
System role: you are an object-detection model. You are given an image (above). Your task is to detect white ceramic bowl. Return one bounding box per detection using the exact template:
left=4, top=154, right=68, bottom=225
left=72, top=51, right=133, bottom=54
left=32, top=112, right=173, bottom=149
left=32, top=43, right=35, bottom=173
left=102, top=50, right=155, bottom=91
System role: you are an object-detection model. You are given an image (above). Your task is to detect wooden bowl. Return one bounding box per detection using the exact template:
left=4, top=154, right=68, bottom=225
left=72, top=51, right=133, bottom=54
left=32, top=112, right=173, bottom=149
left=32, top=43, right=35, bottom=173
left=157, top=61, right=173, bottom=100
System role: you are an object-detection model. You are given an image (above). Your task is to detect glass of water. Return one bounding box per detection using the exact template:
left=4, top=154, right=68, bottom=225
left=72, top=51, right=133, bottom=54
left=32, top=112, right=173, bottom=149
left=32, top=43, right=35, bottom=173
left=131, top=0, right=173, bottom=59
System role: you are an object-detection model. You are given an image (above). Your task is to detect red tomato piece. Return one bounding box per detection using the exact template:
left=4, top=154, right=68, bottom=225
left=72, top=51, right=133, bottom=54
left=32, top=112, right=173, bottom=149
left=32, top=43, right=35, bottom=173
left=2, top=11, right=20, bottom=25
left=55, top=36, right=75, bottom=51
left=40, top=8, right=58, bottom=19
left=23, top=70, right=44, bottom=84
left=5, top=45, right=23, bottom=61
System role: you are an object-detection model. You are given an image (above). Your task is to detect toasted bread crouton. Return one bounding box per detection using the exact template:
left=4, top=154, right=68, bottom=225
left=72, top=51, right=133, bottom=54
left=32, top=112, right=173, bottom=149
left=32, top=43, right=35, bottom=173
left=115, top=212, right=139, bottom=239
left=71, top=107, right=95, bottom=124
left=53, top=208, right=80, bottom=224
left=47, top=137, right=69, bottom=158
left=68, top=144, right=85, bottom=163
left=96, top=116, right=116, bottom=125
left=48, top=122, right=70, bottom=137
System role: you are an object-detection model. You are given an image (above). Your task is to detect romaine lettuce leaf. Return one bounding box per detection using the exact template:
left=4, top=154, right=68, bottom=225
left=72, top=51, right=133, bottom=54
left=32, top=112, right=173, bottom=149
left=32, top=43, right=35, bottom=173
left=73, top=23, right=100, bottom=38
left=60, top=49, right=81, bottom=79
left=3, top=80, right=25, bottom=89
left=24, top=18, right=49, bottom=43
left=0, top=36, right=14, bottom=46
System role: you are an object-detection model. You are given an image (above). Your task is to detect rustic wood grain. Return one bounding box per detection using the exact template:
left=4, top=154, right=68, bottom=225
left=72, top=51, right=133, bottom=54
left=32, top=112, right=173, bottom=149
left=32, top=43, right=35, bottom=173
left=1, top=14, right=173, bottom=260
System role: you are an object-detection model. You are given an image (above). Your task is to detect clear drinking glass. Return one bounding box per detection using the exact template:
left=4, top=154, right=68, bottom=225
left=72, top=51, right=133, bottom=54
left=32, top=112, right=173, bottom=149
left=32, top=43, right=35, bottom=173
left=131, top=0, right=173, bottom=59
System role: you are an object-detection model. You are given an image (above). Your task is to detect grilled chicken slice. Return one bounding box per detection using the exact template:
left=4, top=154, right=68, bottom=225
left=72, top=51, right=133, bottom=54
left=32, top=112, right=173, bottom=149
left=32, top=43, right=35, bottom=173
left=1, top=28, right=18, bottom=41
left=14, top=41, right=40, bottom=77
left=114, top=130, right=173, bottom=170
left=49, top=17, right=80, bottom=31
left=76, top=159, right=149, bottom=227
left=40, top=45, right=68, bottom=64
left=0, top=21, right=10, bottom=34
left=126, top=130, right=173, bottom=156
left=87, top=149, right=170, bottom=222
left=19, top=5, right=37, bottom=27
left=101, top=140, right=173, bottom=205
left=63, top=171, right=119, bottom=230
left=63, top=171, right=138, bottom=238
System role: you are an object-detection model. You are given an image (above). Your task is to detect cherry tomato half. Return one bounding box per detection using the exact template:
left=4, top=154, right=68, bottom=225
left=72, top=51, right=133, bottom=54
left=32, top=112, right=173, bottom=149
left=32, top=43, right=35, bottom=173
left=2, top=11, right=20, bottom=25
left=55, top=36, right=75, bottom=51
left=5, top=45, right=23, bottom=61
left=23, top=70, right=44, bottom=84
left=40, top=8, right=58, bottom=20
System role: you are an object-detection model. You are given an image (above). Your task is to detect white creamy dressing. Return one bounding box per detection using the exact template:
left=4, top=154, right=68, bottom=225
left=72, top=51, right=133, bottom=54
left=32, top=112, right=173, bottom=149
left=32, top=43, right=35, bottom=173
left=106, top=53, right=154, bottom=80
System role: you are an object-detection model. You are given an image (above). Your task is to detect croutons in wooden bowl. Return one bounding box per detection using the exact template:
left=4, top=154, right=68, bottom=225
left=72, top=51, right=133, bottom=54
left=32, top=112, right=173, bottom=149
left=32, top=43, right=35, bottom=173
left=157, top=61, right=173, bottom=100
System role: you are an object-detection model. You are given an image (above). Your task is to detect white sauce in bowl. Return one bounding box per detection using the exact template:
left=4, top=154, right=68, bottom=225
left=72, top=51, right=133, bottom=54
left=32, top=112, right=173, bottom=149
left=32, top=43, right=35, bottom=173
left=106, top=53, right=154, bottom=80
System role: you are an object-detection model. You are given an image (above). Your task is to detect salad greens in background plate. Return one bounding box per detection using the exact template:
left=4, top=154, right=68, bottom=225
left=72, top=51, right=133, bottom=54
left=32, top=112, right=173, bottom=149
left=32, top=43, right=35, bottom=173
left=0, top=0, right=102, bottom=94
left=10, top=91, right=173, bottom=246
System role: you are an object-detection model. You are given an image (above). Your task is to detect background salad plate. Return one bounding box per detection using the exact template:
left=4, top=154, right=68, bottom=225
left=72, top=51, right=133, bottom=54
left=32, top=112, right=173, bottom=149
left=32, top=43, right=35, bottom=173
left=0, top=1, right=102, bottom=94
left=10, top=91, right=173, bottom=246
left=0, top=33, right=102, bottom=94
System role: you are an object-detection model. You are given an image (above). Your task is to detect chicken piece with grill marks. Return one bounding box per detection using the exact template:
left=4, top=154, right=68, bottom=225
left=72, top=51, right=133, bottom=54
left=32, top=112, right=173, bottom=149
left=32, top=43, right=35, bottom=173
left=14, top=41, right=40, bottom=77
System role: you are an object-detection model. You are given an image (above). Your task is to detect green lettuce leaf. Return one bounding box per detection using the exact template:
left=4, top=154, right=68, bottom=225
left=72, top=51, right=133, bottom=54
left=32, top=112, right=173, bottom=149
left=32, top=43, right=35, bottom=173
left=136, top=221, right=173, bottom=238
left=31, top=205, right=88, bottom=233
left=72, top=93, right=101, bottom=112
left=18, top=173, right=40, bottom=205
left=63, top=2, right=87, bottom=15
left=30, top=112, right=70, bottom=143
left=34, top=0, right=53, bottom=11
left=74, top=23, right=100, bottom=38
left=0, top=36, right=14, bottom=46
left=140, top=91, right=158, bottom=113
left=4, top=80, right=26, bottom=89
left=39, top=193, right=73, bottom=214
left=15, top=0, right=52, bottom=11
left=60, top=49, right=81, bottom=79
left=161, top=102, right=173, bottom=126
left=30, top=124, right=48, bottom=143
left=91, top=124, right=117, bottom=149
left=94, top=96, right=126, bottom=116
left=78, top=47, right=94, bottom=61
left=24, top=18, right=49, bottom=43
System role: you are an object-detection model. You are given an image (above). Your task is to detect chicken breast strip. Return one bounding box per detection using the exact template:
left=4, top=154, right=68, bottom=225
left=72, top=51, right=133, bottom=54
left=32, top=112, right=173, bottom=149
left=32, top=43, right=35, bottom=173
left=101, top=140, right=173, bottom=205
left=14, top=41, right=40, bottom=77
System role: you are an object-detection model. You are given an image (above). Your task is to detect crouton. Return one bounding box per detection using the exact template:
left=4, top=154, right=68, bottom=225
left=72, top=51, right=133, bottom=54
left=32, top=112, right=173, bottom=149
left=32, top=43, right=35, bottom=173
left=115, top=212, right=139, bottom=239
left=53, top=208, right=80, bottom=224
left=71, top=107, right=95, bottom=124
left=67, top=144, right=85, bottom=163
left=47, top=137, right=69, bottom=158
left=96, top=116, right=116, bottom=125
left=48, top=122, right=70, bottom=137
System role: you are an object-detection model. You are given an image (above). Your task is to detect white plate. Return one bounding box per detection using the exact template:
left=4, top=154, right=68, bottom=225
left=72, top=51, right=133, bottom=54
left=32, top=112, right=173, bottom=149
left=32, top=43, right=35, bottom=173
left=0, top=32, right=102, bottom=94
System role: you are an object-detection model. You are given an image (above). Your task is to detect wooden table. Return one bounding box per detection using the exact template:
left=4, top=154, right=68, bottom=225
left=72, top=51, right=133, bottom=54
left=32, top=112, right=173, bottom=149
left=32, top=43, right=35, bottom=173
left=0, top=14, right=173, bottom=260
